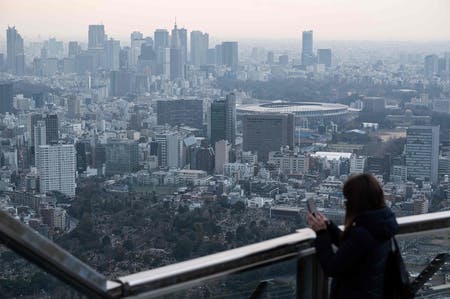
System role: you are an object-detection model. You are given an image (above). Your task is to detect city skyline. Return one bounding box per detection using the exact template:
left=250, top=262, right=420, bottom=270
left=1, top=0, right=450, bottom=43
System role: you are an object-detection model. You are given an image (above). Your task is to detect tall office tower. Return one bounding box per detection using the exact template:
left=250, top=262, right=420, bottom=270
left=105, top=38, right=120, bottom=71
left=207, top=48, right=216, bottom=65
left=46, top=38, right=64, bottom=58
left=119, top=48, right=130, bottom=70
left=75, top=140, right=91, bottom=173
left=170, top=24, right=185, bottom=80
left=0, top=83, right=13, bottom=114
left=215, top=44, right=223, bottom=65
left=221, top=42, right=238, bottom=70
left=208, top=93, right=236, bottom=146
left=37, top=144, right=76, bottom=197
left=29, top=113, right=43, bottom=147
left=154, top=29, right=169, bottom=52
left=301, top=30, right=314, bottom=67
left=67, top=95, right=81, bottom=118
left=88, top=25, right=105, bottom=49
left=68, top=41, right=80, bottom=58
left=33, top=120, right=47, bottom=164
left=190, top=31, right=209, bottom=67
left=157, top=99, right=203, bottom=128
left=178, top=28, right=188, bottom=62
left=191, top=144, right=214, bottom=173
left=130, top=31, right=145, bottom=68
left=405, top=125, right=439, bottom=184
left=317, top=49, right=332, bottom=68
left=215, top=140, right=230, bottom=174
left=0, top=53, right=4, bottom=70
left=243, top=113, right=295, bottom=161
left=105, top=139, right=139, bottom=175
left=109, top=70, right=132, bottom=97
left=7, top=26, right=25, bottom=75
left=45, top=114, right=59, bottom=145
left=155, top=133, right=180, bottom=168
left=424, top=55, right=439, bottom=78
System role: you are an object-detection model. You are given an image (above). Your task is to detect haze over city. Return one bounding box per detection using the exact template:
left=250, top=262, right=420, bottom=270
left=1, top=0, right=450, bottom=42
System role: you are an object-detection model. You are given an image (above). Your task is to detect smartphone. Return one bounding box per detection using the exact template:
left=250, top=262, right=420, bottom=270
left=307, top=198, right=318, bottom=216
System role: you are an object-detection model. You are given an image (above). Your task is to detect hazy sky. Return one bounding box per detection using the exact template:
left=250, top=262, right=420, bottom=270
left=1, top=0, right=450, bottom=42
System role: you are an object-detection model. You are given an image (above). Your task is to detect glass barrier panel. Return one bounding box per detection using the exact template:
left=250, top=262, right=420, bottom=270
left=0, top=246, right=88, bottom=299
left=154, top=258, right=298, bottom=299
left=396, top=229, right=450, bottom=298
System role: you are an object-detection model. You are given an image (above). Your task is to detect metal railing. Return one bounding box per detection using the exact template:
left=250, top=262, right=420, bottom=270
left=0, top=210, right=449, bottom=298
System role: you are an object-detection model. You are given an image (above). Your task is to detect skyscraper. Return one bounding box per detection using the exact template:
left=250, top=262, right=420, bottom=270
left=105, top=38, right=120, bottom=71
left=155, top=133, right=180, bottom=168
left=0, top=83, right=13, bottom=114
left=88, top=25, right=105, bottom=49
left=170, top=24, right=185, bottom=80
left=37, top=144, right=76, bottom=196
left=208, top=93, right=236, bottom=146
left=243, top=113, right=295, bottom=161
left=317, top=49, right=332, bottom=68
left=215, top=140, right=230, bottom=174
left=68, top=41, right=80, bottom=58
left=178, top=27, right=188, bottom=62
left=405, top=125, right=439, bottom=184
left=154, top=29, right=169, bottom=52
left=221, top=42, right=238, bottom=70
left=105, top=139, right=139, bottom=175
left=190, top=31, right=209, bottom=67
left=6, top=26, right=25, bottom=75
left=130, top=31, right=145, bottom=68
left=157, top=99, right=203, bottom=128
left=45, top=114, right=59, bottom=145
left=301, top=30, right=314, bottom=67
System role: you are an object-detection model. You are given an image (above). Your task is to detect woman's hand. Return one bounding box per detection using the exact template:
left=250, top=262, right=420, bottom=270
left=307, top=212, right=328, bottom=232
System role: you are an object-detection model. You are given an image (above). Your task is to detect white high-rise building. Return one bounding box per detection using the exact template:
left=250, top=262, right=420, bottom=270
left=37, top=144, right=76, bottom=196
left=215, top=140, right=230, bottom=174
left=406, top=126, right=439, bottom=184
left=155, top=133, right=179, bottom=169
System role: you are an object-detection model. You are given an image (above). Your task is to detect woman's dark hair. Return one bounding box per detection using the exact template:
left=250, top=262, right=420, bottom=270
left=342, top=173, right=385, bottom=237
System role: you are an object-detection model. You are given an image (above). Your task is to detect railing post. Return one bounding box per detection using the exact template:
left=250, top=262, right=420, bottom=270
left=297, top=250, right=328, bottom=299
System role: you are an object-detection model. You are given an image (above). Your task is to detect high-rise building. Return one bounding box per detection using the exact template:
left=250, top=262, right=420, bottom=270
left=105, top=39, right=120, bottom=71
left=301, top=30, right=314, bottom=67
left=208, top=93, right=236, bottom=146
left=424, top=55, right=439, bottom=78
left=105, top=139, right=139, bottom=175
left=215, top=44, right=223, bottom=65
left=6, top=26, right=25, bottom=75
left=109, top=70, right=132, bottom=97
left=68, top=41, right=81, bottom=58
left=67, top=95, right=81, bottom=118
left=191, top=145, right=214, bottom=173
left=37, top=144, right=76, bottom=196
left=169, top=24, right=185, bottom=80
left=154, top=29, right=169, bottom=51
left=155, top=133, right=180, bottom=168
left=130, top=31, right=145, bottom=69
left=317, top=49, right=332, bottom=68
left=221, top=42, right=238, bottom=70
left=405, top=125, right=439, bottom=184
left=45, top=114, right=59, bottom=145
left=215, top=140, right=230, bottom=174
left=190, top=31, right=209, bottom=67
left=88, top=25, right=105, bottom=49
left=243, top=113, right=294, bottom=161
left=157, top=99, right=203, bottom=128
left=0, top=83, right=13, bottom=114
left=178, top=27, right=188, bottom=62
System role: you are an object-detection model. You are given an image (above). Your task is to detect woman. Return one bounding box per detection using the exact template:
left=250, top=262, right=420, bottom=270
left=307, top=173, right=399, bottom=299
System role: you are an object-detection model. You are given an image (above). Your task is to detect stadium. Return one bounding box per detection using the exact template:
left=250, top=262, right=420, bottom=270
left=237, top=101, right=350, bottom=128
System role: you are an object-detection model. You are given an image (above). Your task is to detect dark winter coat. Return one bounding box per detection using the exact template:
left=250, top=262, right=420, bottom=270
left=315, top=206, right=399, bottom=299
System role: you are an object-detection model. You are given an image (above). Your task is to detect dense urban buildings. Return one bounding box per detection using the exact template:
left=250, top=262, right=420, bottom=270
left=1, top=16, right=450, bottom=298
